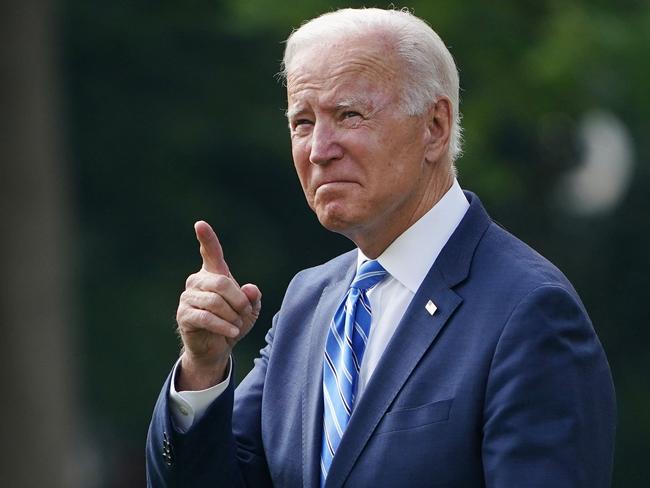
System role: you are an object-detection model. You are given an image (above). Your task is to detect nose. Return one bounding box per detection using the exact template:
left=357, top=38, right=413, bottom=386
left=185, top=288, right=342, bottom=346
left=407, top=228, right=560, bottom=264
left=309, top=121, right=343, bottom=165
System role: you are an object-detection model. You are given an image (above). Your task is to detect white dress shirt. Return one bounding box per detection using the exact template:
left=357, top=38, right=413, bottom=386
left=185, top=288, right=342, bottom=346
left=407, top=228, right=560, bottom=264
left=170, top=179, right=469, bottom=433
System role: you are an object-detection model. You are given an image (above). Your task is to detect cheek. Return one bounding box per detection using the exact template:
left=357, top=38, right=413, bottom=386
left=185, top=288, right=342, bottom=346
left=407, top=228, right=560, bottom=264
left=291, top=136, right=311, bottom=166
left=291, top=146, right=313, bottom=195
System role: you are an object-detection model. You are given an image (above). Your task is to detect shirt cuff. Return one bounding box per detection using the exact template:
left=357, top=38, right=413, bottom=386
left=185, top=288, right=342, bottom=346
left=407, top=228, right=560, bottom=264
left=168, top=356, right=232, bottom=433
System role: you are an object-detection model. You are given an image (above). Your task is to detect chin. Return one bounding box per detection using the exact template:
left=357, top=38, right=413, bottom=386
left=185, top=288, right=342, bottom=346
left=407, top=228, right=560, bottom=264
left=314, top=206, right=360, bottom=238
left=316, top=213, right=347, bottom=233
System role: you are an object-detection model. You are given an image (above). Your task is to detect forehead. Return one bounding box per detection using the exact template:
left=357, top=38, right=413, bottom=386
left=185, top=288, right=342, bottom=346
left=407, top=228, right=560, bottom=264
left=286, top=33, right=402, bottom=108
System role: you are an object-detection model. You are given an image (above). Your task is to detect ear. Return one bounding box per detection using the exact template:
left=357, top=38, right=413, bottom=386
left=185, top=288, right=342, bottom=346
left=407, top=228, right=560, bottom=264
left=424, top=97, right=452, bottom=164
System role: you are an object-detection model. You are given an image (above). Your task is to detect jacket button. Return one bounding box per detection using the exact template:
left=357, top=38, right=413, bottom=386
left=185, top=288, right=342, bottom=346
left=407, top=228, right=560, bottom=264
left=162, top=431, right=173, bottom=467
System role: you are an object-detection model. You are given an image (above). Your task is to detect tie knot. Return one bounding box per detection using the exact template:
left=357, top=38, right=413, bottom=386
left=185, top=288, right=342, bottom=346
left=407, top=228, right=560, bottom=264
left=351, top=260, right=387, bottom=291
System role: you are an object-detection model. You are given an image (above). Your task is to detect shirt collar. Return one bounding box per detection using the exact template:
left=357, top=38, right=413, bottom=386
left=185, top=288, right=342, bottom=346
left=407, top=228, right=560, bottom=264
left=357, top=179, right=469, bottom=293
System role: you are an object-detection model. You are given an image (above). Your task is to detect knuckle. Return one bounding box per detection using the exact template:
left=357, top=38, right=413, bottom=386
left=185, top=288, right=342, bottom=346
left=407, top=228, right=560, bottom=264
left=179, top=289, right=190, bottom=303
left=185, top=273, right=198, bottom=289
left=176, top=310, right=192, bottom=330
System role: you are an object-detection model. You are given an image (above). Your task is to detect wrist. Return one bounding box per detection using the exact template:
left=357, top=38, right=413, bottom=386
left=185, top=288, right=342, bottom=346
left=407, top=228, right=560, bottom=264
left=177, top=353, right=229, bottom=391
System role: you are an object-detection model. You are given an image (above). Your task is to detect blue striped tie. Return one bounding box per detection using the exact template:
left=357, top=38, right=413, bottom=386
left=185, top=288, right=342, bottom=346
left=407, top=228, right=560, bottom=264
left=320, top=260, right=387, bottom=486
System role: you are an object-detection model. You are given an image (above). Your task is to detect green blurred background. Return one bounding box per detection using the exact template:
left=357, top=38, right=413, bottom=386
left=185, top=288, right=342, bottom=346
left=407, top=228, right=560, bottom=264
left=2, top=0, right=648, bottom=486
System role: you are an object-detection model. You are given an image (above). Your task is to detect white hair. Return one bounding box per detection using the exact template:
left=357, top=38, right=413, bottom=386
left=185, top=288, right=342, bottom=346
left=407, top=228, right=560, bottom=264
left=281, top=7, right=463, bottom=163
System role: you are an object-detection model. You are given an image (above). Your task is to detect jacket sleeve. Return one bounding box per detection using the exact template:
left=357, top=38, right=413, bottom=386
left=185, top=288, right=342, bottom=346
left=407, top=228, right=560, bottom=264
left=482, top=284, right=616, bottom=487
left=145, top=320, right=278, bottom=487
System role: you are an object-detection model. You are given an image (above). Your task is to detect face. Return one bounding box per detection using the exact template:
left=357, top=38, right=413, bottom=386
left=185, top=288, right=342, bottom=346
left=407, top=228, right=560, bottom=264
left=286, top=33, right=445, bottom=255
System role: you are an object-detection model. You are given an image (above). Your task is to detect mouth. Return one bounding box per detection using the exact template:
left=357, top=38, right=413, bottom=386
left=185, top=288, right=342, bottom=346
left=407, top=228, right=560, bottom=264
left=315, top=180, right=358, bottom=191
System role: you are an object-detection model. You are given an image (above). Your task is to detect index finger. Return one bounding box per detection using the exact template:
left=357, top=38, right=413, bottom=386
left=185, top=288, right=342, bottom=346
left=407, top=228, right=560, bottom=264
left=194, top=221, right=230, bottom=276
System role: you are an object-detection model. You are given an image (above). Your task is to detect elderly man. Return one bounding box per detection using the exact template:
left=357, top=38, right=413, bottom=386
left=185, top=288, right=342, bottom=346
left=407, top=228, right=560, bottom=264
left=146, top=8, right=615, bottom=487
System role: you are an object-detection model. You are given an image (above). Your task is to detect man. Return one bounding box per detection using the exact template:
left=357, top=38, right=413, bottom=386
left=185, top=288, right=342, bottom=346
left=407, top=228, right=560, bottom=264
left=147, top=8, right=616, bottom=487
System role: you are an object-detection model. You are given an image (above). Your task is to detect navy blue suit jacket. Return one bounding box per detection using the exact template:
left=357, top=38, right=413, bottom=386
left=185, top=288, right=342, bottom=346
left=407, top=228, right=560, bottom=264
left=147, top=192, right=616, bottom=487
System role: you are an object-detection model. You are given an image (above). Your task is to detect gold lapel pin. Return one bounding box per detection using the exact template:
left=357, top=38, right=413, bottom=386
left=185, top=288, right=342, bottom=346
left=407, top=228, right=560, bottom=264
left=425, top=300, right=437, bottom=316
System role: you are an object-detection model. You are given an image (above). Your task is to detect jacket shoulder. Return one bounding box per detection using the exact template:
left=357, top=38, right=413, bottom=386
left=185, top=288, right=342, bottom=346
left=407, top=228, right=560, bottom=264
left=286, top=249, right=357, bottom=290
left=482, top=222, right=574, bottom=289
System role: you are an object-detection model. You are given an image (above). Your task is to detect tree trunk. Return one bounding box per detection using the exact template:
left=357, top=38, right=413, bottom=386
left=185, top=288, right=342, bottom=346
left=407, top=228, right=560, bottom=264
left=0, top=1, right=79, bottom=486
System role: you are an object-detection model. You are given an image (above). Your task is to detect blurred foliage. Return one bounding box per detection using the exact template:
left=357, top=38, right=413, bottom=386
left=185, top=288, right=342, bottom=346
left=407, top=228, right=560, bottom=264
left=60, top=0, right=649, bottom=485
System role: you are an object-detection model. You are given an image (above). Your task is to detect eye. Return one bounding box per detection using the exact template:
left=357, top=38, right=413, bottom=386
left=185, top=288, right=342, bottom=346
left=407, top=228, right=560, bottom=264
left=342, top=111, right=361, bottom=119
left=295, top=118, right=313, bottom=126
left=291, top=118, right=314, bottom=134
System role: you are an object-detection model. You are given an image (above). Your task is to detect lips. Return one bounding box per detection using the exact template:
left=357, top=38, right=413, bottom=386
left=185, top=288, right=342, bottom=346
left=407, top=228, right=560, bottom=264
left=314, top=179, right=358, bottom=190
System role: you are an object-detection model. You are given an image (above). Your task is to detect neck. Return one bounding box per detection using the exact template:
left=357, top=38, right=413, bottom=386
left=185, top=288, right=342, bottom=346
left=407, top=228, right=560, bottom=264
left=353, top=171, right=455, bottom=259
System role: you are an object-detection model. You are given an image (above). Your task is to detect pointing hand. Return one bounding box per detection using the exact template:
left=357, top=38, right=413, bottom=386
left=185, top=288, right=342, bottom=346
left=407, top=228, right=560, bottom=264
left=175, top=221, right=261, bottom=390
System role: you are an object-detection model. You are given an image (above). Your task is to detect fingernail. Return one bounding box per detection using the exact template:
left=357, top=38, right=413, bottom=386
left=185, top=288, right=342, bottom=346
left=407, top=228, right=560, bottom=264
left=229, top=326, right=240, bottom=337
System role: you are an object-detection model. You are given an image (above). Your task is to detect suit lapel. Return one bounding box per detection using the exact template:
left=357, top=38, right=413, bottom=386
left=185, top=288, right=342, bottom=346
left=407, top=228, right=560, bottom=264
left=302, top=257, right=357, bottom=488
left=324, top=191, right=491, bottom=487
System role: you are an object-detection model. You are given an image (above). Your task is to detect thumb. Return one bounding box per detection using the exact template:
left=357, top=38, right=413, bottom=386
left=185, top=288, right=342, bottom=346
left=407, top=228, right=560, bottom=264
left=241, top=283, right=262, bottom=315
left=194, top=220, right=230, bottom=275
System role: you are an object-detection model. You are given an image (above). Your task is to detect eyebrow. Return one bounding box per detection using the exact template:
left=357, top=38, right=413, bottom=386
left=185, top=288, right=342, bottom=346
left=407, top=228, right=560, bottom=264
left=285, top=97, right=372, bottom=119
left=334, top=97, right=371, bottom=112
left=285, top=107, right=302, bottom=119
